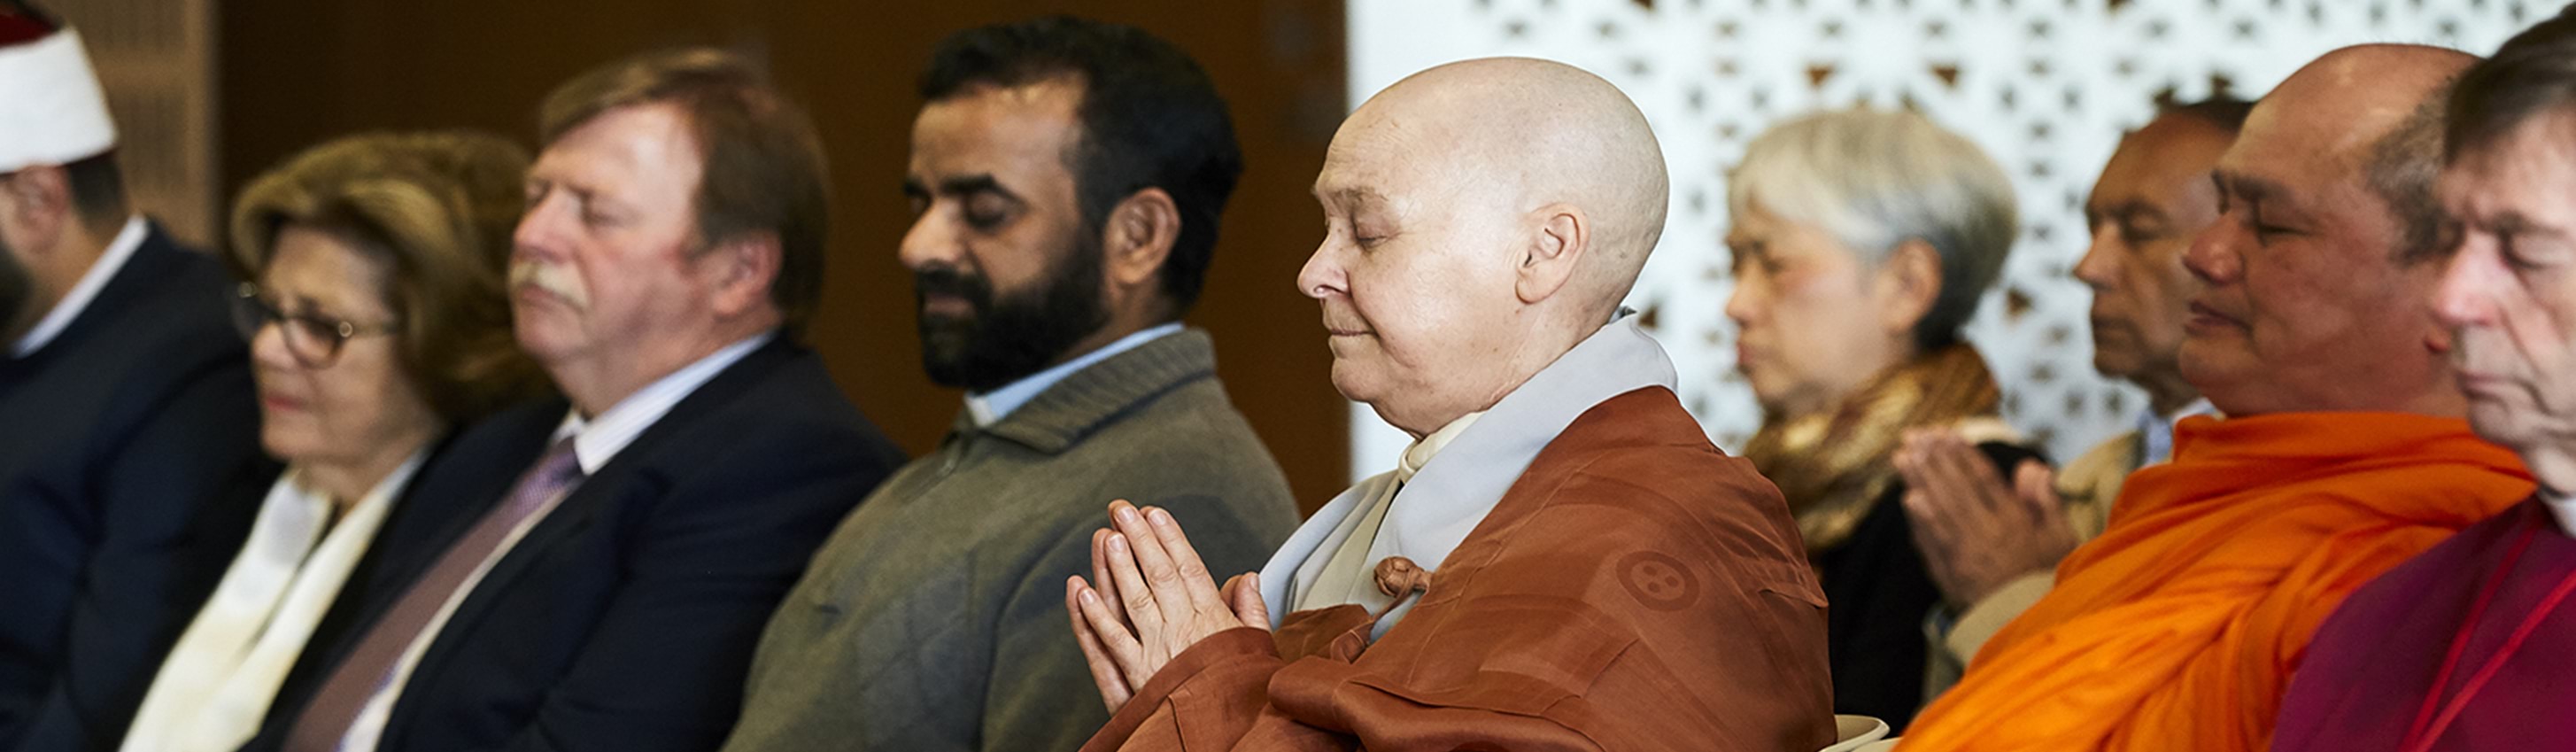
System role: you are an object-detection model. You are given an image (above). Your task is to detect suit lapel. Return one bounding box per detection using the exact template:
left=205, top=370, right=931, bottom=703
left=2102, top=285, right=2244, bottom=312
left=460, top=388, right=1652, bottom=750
left=386, top=341, right=800, bottom=721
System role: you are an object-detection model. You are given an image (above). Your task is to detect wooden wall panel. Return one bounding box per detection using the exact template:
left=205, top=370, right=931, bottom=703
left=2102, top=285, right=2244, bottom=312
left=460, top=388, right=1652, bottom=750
left=218, top=0, right=1351, bottom=508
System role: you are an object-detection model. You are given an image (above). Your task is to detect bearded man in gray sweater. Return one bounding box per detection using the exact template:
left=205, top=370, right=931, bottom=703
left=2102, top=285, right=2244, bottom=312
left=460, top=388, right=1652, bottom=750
left=720, top=16, right=1300, bottom=752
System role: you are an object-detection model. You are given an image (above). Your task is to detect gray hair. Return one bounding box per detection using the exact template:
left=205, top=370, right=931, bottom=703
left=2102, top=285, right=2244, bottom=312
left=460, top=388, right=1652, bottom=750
left=1728, top=107, right=2019, bottom=349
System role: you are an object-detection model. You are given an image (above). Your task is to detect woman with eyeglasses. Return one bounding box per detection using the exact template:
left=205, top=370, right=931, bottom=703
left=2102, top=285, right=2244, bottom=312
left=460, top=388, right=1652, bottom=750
left=111, top=132, right=545, bottom=752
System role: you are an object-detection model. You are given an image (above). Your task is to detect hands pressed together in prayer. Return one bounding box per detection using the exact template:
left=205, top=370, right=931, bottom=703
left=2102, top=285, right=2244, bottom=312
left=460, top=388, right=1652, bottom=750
left=1895, top=429, right=2079, bottom=610
left=1065, top=500, right=1270, bottom=712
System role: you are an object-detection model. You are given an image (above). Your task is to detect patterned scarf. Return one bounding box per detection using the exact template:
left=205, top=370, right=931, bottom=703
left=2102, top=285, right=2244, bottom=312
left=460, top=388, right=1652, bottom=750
left=1741, top=343, right=2003, bottom=553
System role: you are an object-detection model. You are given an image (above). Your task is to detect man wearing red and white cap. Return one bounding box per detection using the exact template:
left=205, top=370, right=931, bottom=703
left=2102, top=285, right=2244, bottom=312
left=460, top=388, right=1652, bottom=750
left=0, top=4, right=269, bottom=750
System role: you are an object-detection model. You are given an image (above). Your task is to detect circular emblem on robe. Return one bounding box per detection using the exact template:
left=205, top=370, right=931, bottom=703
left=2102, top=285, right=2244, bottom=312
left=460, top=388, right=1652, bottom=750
left=1618, top=551, right=1698, bottom=611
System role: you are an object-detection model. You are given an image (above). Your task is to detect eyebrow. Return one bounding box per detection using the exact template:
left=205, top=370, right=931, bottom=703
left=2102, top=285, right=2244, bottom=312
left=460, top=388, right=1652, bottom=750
left=1313, top=185, right=1389, bottom=209
left=2484, top=212, right=2567, bottom=239
left=901, top=174, right=1018, bottom=202
left=2087, top=199, right=2171, bottom=225
left=2215, top=171, right=2291, bottom=207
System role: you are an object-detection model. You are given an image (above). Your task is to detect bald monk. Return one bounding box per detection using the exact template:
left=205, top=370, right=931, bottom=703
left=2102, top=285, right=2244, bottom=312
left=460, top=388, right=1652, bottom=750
left=1894, top=44, right=2534, bottom=752
left=2273, top=12, right=2576, bottom=751
left=1062, top=58, right=1834, bottom=752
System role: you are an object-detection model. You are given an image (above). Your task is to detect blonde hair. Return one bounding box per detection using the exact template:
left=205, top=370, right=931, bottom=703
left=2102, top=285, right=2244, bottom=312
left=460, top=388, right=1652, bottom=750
left=1729, top=107, right=2018, bottom=347
left=229, top=130, right=545, bottom=423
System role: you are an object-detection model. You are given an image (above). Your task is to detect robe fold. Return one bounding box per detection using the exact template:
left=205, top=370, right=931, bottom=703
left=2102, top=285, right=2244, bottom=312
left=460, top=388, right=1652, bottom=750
left=1898, top=412, right=2532, bottom=752
left=1075, top=387, right=1834, bottom=752
left=2270, top=498, right=2576, bottom=752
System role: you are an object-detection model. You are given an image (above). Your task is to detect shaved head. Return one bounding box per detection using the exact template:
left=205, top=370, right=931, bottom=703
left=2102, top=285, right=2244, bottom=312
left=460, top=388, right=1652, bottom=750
left=1299, top=57, right=1670, bottom=435
left=2182, top=43, right=2479, bottom=417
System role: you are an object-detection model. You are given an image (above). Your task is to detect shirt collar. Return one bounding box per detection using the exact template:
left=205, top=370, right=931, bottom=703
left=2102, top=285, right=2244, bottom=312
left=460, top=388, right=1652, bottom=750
left=2139, top=397, right=2218, bottom=468
left=1396, top=411, right=1481, bottom=483
left=965, top=322, right=1183, bottom=427
left=11, top=215, right=146, bottom=358
left=552, top=331, right=772, bottom=475
left=2543, top=487, right=2576, bottom=538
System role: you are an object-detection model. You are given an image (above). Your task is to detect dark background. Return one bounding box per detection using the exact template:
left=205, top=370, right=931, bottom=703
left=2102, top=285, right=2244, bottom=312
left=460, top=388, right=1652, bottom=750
left=216, top=0, right=1353, bottom=507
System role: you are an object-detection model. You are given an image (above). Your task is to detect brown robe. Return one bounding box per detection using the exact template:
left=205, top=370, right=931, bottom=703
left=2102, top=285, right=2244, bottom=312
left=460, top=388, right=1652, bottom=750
left=1079, top=388, right=1834, bottom=752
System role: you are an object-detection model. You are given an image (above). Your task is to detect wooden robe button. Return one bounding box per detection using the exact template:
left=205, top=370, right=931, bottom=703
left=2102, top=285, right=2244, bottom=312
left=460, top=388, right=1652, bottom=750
left=1373, top=556, right=1434, bottom=599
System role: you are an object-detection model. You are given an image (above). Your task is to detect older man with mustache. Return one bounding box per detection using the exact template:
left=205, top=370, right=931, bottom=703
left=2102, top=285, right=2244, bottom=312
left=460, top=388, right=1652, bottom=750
left=1064, top=57, right=1835, bottom=752
left=244, top=48, right=904, bottom=752
left=2270, top=11, right=2576, bottom=750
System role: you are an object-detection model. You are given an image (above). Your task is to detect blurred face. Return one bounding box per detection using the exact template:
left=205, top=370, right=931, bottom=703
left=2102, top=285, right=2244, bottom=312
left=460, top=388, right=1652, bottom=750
left=1299, top=109, right=1528, bottom=436
left=0, top=231, right=25, bottom=340
left=247, top=225, right=439, bottom=470
left=2434, top=113, right=2576, bottom=465
left=514, top=103, right=722, bottom=378
left=900, top=79, right=1109, bottom=392
left=0, top=170, right=47, bottom=340
left=2181, top=100, right=2450, bottom=415
left=1724, top=204, right=1904, bottom=418
left=2076, top=118, right=2227, bottom=384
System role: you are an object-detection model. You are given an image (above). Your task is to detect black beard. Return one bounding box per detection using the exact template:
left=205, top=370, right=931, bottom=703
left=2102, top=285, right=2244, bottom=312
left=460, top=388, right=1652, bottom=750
left=0, top=236, right=28, bottom=344
left=914, top=235, right=1111, bottom=393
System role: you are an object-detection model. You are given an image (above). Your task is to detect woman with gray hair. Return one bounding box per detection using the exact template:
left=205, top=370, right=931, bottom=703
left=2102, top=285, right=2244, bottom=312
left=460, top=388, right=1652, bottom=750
left=1722, top=106, right=2040, bottom=731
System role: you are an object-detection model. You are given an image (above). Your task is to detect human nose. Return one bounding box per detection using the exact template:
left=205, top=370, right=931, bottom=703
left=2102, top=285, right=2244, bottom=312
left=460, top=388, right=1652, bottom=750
left=1723, top=267, right=1766, bottom=327
left=2073, top=225, right=2119, bottom=291
left=514, top=193, right=574, bottom=265
left=2182, top=221, right=2240, bottom=285
left=2434, top=238, right=2504, bottom=329
left=1296, top=236, right=1347, bottom=301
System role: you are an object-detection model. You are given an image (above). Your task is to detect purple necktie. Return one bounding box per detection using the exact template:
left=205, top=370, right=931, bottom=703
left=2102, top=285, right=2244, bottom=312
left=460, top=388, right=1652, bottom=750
left=281, top=438, right=585, bottom=752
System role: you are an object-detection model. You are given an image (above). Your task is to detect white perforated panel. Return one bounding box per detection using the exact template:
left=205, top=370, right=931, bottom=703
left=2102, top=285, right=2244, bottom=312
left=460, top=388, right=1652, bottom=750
left=1346, top=0, right=2548, bottom=480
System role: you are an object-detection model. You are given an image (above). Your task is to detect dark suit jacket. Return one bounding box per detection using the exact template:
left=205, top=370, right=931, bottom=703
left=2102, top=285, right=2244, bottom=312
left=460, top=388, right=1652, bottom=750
left=0, top=225, right=273, bottom=752
left=245, top=337, right=903, bottom=752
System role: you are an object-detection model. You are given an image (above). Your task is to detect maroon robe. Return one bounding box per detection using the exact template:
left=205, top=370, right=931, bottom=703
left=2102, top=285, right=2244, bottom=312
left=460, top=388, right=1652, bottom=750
left=2272, top=498, right=2576, bottom=752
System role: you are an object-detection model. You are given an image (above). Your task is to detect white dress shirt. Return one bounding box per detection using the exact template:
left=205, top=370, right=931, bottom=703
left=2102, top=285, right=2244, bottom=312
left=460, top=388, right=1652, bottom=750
left=964, top=322, right=1181, bottom=427
left=334, top=332, right=771, bottom=752
left=119, top=451, right=427, bottom=752
left=11, top=215, right=144, bottom=357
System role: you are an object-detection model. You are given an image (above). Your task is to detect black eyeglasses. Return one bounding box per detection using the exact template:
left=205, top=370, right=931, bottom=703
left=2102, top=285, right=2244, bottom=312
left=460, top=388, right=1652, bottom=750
left=230, top=283, right=400, bottom=368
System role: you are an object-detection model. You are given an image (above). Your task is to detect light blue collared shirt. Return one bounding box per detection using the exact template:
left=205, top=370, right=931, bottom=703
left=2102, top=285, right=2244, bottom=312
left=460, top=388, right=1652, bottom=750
left=964, top=322, right=1183, bottom=427
left=2140, top=398, right=2218, bottom=468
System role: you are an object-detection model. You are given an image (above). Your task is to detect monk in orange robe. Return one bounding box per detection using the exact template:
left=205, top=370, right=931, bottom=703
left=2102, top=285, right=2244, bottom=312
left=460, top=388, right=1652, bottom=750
left=1896, top=44, right=2533, bottom=752
left=1060, top=58, right=1834, bottom=752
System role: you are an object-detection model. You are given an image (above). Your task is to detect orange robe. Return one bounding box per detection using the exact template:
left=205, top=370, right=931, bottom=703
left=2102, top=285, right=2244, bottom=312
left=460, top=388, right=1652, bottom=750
left=1078, top=389, right=1834, bottom=752
left=1899, top=412, right=2532, bottom=752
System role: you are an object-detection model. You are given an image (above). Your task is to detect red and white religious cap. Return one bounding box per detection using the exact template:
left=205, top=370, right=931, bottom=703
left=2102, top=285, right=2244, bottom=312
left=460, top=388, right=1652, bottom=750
left=0, top=10, right=116, bottom=174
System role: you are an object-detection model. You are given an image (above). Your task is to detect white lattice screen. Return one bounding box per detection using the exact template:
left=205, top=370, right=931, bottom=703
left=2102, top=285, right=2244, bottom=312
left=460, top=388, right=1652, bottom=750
left=1344, top=0, right=2550, bottom=480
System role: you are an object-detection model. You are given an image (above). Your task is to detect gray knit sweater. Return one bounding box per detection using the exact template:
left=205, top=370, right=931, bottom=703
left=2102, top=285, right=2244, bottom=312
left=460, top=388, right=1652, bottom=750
left=722, top=329, right=1300, bottom=752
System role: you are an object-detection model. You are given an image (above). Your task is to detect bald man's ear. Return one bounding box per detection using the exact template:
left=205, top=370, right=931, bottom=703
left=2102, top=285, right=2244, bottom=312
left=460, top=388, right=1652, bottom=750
left=1103, top=188, right=1180, bottom=298
left=1876, top=238, right=1944, bottom=337
left=699, top=231, right=784, bottom=320
left=1516, top=204, right=1589, bottom=306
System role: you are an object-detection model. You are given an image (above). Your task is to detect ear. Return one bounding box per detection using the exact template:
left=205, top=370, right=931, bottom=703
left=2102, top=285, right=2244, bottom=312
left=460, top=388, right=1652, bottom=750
left=1514, top=203, right=1589, bottom=305
left=1102, top=188, right=1180, bottom=297
left=699, top=232, right=784, bottom=319
left=1, top=167, right=73, bottom=257
left=1875, top=238, right=1945, bottom=337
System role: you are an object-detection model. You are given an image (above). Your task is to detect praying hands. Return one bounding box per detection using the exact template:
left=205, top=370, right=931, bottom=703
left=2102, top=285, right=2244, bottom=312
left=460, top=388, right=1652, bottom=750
left=1895, top=428, right=2078, bottom=610
left=1064, top=500, right=1271, bottom=712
